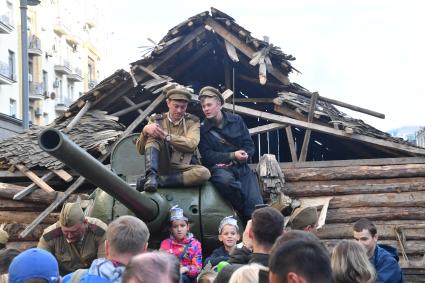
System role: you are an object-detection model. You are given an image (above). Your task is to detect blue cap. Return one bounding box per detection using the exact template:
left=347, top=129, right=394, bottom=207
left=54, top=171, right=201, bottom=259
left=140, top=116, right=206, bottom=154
left=170, top=205, right=188, bottom=222
left=9, top=248, right=60, bottom=283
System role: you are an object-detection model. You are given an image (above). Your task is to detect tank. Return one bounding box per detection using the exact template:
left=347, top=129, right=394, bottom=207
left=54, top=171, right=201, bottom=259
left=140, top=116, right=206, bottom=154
left=38, top=128, right=240, bottom=253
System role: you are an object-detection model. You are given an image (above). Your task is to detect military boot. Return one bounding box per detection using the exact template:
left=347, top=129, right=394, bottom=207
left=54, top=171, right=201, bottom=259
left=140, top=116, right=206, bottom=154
left=143, top=147, right=160, bottom=192
left=158, top=173, right=184, bottom=188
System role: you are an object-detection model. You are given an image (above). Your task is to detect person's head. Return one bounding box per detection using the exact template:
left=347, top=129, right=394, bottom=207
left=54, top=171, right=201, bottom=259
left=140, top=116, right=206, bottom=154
left=0, top=227, right=9, bottom=249
left=169, top=206, right=189, bottom=241
left=353, top=218, right=378, bottom=257
left=331, top=240, right=376, bottom=283
left=105, top=215, right=150, bottom=265
left=8, top=248, right=60, bottom=283
left=197, top=270, right=217, bottom=283
left=59, top=202, right=86, bottom=243
left=218, top=216, right=240, bottom=250
left=289, top=206, right=318, bottom=233
left=0, top=248, right=20, bottom=274
left=199, top=86, right=224, bottom=119
left=228, top=263, right=267, bottom=283
left=269, top=239, right=332, bottom=283
left=122, top=251, right=180, bottom=283
left=271, top=230, right=321, bottom=253
left=250, top=207, right=284, bottom=251
left=165, top=88, right=191, bottom=122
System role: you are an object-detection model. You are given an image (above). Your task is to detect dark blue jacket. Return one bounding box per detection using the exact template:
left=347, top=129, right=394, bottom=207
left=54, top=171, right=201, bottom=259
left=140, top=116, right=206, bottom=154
left=205, top=246, right=229, bottom=267
left=199, top=112, right=254, bottom=167
left=372, top=245, right=403, bottom=283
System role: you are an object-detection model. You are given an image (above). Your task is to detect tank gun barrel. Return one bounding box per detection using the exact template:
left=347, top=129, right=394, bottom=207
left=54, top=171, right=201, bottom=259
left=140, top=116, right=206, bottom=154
left=38, top=128, right=159, bottom=222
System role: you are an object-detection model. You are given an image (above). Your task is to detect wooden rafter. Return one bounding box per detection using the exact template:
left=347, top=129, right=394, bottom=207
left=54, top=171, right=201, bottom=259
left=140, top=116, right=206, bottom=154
left=299, top=92, right=318, bottom=162
left=285, top=126, right=298, bottom=163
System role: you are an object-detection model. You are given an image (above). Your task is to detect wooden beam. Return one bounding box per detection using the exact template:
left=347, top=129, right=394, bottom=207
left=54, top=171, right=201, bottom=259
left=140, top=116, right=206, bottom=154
left=280, top=157, right=425, bottom=169
left=110, top=100, right=151, bottom=117
left=249, top=123, right=285, bottom=135
left=94, top=25, right=205, bottom=110
left=221, top=89, right=234, bottom=101
left=205, top=17, right=290, bottom=85
left=64, top=100, right=92, bottom=133
left=123, top=96, right=144, bottom=115
left=233, top=98, right=274, bottom=103
left=285, top=126, right=298, bottom=162
left=299, top=92, right=318, bottom=162
left=15, top=164, right=55, bottom=193
left=222, top=103, right=425, bottom=156
left=52, top=169, right=73, bottom=183
left=13, top=172, right=55, bottom=200
left=224, top=40, right=239, bottom=62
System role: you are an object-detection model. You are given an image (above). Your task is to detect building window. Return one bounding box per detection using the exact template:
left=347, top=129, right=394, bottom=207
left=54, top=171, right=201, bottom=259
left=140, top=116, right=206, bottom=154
left=43, top=70, right=48, bottom=95
left=8, top=50, right=15, bottom=80
left=43, top=113, right=49, bottom=125
left=9, top=99, right=17, bottom=117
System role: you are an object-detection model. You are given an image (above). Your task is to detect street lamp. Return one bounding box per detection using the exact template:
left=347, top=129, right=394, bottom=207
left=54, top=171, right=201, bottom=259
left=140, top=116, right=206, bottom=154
left=20, top=0, right=40, bottom=129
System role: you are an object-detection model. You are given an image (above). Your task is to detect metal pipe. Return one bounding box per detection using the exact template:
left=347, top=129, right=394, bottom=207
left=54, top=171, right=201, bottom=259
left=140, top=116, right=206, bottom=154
left=38, top=128, right=159, bottom=222
left=20, top=0, right=29, bottom=129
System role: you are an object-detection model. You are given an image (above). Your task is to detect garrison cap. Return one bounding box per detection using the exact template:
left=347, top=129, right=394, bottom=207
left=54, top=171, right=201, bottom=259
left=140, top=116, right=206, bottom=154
left=0, top=227, right=8, bottom=244
left=199, top=86, right=224, bottom=105
left=165, top=87, right=192, bottom=102
left=59, top=202, right=85, bottom=227
left=289, top=206, right=318, bottom=230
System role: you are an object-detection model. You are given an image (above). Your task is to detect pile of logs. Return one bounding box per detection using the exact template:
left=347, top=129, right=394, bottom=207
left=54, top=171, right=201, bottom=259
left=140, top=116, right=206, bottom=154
left=281, top=160, right=425, bottom=266
left=0, top=182, right=89, bottom=250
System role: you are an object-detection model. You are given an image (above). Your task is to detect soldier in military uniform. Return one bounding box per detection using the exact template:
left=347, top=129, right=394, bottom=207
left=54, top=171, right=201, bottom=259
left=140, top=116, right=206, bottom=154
left=37, top=202, right=107, bottom=275
left=136, top=87, right=210, bottom=191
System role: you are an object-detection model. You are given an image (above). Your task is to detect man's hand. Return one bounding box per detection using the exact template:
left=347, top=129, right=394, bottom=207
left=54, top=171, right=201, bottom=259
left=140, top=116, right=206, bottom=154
left=234, top=150, right=249, bottom=162
left=143, top=123, right=166, bottom=140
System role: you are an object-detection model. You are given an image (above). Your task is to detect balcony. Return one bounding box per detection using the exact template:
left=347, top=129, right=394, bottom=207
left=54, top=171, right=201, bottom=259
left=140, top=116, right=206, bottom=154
left=55, top=96, right=73, bottom=113
left=29, top=82, right=44, bottom=100
left=88, top=80, right=98, bottom=89
left=54, top=59, right=72, bottom=75
left=53, top=17, right=70, bottom=36
left=0, top=61, right=16, bottom=85
left=67, top=68, right=83, bottom=82
left=0, top=14, right=14, bottom=34
left=28, top=35, right=42, bottom=56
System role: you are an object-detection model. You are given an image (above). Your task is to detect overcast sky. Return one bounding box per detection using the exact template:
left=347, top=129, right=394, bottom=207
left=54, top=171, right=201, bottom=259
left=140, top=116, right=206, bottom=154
left=104, top=0, right=425, bottom=132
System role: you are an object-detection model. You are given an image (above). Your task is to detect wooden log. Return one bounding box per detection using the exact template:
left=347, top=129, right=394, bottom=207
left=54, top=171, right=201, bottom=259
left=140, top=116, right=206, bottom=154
left=326, top=207, right=425, bottom=223
left=249, top=123, right=285, bottom=135
left=300, top=191, right=425, bottom=209
left=0, top=212, right=58, bottom=224
left=2, top=223, right=48, bottom=242
left=0, top=183, right=87, bottom=204
left=6, top=241, right=38, bottom=251
left=0, top=199, right=47, bottom=211
left=15, top=164, right=55, bottom=193
left=317, top=221, right=425, bottom=240
left=322, top=239, right=425, bottom=255
left=284, top=177, right=425, bottom=197
left=283, top=164, right=425, bottom=182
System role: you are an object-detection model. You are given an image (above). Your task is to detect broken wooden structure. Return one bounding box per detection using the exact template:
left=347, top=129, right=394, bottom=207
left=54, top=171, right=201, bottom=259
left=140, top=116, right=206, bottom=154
left=0, top=7, right=424, bottom=280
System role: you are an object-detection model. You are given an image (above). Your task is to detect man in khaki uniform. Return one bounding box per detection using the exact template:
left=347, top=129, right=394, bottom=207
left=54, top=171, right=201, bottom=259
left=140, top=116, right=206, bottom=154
left=37, top=202, right=107, bottom=275
left=136, top=87, right=210, bottom=191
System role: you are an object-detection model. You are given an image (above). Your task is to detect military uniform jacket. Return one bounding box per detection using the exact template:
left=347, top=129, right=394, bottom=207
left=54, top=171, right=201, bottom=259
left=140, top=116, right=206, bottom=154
left=37, top=217, right=107, bottom=275
left=136, top=112, right=200, bottom=160
left=199, top=112, right=255, bottom=168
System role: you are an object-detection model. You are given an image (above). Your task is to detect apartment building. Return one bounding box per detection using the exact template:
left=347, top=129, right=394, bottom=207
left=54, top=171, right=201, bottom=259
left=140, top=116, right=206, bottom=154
left=0, top=0, right=107, bottom=137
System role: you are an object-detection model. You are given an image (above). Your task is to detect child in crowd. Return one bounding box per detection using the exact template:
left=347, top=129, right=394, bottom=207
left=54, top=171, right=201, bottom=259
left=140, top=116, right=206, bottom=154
left=205, top=216, right=240, bottom=266
left=160, top=206, right=202, bottom=283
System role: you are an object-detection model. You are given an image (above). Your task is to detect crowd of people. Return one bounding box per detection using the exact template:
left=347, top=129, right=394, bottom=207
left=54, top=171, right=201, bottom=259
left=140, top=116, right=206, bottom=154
left=0, top=86, right=405, bottom=283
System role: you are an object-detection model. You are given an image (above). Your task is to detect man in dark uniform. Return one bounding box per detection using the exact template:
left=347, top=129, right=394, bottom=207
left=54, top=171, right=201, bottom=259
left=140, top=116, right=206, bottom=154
left=198, top=86, right=263, bottom=220
left=37, top=202, right=107, bottom=275
left=136, top=86, right=210, bottom=191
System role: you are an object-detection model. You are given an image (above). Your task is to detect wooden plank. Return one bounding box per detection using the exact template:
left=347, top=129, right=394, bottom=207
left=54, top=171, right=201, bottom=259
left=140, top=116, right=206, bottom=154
left=299, top=92, right=318, bottom=162
left=123, top=96, right=144, bottom=115
left=222, top=103, right=425, bottom=156
left=13, top=172, right=55, bottom=200
left=110, top=100, right=151, bottom=117
left=15, top=164, right=55, bottom=193
left=249, top=123, right=285, bottom=135
left=52, top=169, right=73, bottom=182
left=224, top=40, right=239, bottom=62
left=233, top=98, right=275, bottom=103
left=221, top=89, right=234, bottom=101
left=64, top=100, right=92, bottom=133
left=280, top=157, right=425, bottom=169
left=205, top=17, right=290, bottom=85
left=285, top=126, right=298, bottom=162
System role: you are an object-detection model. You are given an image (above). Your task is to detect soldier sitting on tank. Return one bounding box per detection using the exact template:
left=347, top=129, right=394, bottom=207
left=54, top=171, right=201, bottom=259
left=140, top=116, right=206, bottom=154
left=198, top=86, right=264, bottom=220
left=37, top=202, right=107, bottom=275
left=136, top=86, right=211, bottom=191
